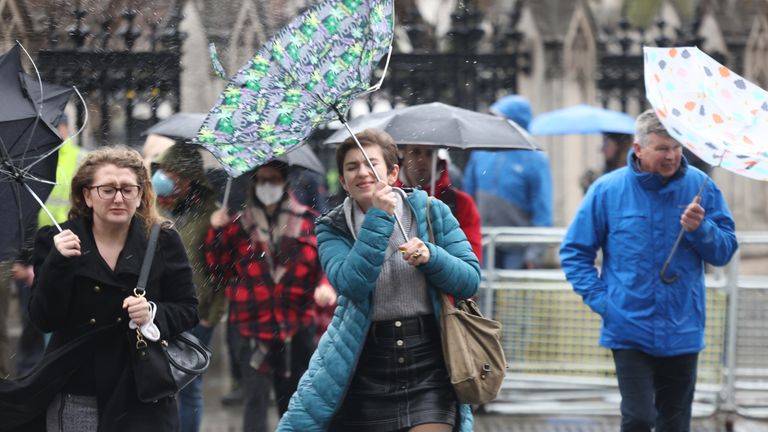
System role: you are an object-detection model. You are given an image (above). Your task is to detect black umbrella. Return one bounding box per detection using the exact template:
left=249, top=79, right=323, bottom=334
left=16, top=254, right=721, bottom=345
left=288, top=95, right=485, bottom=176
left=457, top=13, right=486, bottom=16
left=0, top=45, right=72, bottom=260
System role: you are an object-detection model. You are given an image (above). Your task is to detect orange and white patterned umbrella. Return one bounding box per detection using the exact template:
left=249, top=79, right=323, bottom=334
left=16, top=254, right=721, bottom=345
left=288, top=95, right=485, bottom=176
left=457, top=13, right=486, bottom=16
left=644, top=46, right=768, bottom=181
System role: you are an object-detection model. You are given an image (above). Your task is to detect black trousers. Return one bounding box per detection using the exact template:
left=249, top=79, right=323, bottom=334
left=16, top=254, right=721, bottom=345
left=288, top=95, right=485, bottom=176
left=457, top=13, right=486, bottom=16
left=613, top=349, right=699, bottom=432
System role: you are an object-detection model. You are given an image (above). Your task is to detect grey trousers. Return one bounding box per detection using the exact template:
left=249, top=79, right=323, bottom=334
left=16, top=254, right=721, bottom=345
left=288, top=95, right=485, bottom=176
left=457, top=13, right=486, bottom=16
left=46, top=393, right=99, bottom=431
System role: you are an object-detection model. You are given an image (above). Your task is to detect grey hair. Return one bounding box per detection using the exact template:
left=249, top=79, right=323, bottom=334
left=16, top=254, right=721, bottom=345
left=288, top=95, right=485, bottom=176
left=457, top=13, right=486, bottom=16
left=634, top=109, right=672, bottom=147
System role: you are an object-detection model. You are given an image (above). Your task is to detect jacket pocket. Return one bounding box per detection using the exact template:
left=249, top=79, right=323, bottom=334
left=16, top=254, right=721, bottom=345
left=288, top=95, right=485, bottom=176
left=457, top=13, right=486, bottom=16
left=609, top=211, right=648, bottom=275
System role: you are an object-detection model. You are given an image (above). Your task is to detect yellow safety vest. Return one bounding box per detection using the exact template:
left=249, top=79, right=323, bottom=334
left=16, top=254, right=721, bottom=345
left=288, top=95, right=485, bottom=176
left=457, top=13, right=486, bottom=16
left=38, top=140, right=81, bottom=227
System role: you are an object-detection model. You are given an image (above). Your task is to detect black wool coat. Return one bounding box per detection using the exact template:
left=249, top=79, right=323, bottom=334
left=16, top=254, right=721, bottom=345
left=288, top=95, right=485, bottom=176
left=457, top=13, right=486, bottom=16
left=0, top=216, right=199, bottom=432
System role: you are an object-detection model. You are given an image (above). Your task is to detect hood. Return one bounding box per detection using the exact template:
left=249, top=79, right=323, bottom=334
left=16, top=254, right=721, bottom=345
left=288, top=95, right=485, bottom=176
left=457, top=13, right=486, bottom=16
left=490, top=95, right=532, bottom=131
left=396, top=158, right=451, bottom=197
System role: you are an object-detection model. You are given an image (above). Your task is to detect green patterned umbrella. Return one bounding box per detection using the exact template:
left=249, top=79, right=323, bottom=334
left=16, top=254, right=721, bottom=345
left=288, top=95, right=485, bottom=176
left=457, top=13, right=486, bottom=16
left=196, top=0, right=394, bottom=178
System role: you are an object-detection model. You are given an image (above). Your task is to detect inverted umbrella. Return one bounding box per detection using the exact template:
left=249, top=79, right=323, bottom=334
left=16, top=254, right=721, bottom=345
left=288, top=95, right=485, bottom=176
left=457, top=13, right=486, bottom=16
left=529, top=104, right=636, bottom=135
left=0, top=45, right=73, bottom=260
left=644, top=46, right=768, bottom=282
left=196, top=0, right=398, bottom=235
left=146, top=113, right=324, bottom=174
left=195, top=0, right=394, bottom=177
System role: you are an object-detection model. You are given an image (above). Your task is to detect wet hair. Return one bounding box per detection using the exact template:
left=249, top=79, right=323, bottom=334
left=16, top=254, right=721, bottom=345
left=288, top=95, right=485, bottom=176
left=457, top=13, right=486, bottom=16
left=335, top=128, right=399, bottom=175
left=68, top=146, right=163, bottom=234
left=635, top=109, right=673, bottom=148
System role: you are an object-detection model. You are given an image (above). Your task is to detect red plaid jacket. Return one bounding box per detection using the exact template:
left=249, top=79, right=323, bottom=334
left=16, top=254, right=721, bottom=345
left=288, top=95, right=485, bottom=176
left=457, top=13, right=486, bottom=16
left=205, top=197, right=324, bottom=342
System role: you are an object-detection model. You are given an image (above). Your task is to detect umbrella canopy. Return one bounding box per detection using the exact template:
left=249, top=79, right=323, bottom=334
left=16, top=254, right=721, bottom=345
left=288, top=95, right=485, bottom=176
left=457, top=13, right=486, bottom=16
left=195, top=0, right=394, bottom=177
left=143, top=112, right=206, bottom=143
left=0, top=45, right=72, bottom=260
left=146, top=112, right=324, bottom=174
left=323, top=102, right=538, bottom=150
left=644, top=46, right=768, bottom=181
left=529, top=104, right=636, bottom=135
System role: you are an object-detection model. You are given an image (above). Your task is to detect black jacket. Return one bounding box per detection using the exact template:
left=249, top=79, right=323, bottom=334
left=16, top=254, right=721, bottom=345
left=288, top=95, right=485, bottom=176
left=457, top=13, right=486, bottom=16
left=0, top=216, right=198, bottom=432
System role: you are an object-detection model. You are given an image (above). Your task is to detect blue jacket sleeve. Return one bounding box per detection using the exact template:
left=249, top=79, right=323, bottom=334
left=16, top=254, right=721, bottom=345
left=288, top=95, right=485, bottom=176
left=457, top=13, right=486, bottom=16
left=683, top=178, right=738, bottom=266
left=316, top=208, right=394, bottom=303
left=419, top=199, right=480, bottom=300
left=559, top=186, right=608, bottom=316
left=530, top=152, right=553, bottom=227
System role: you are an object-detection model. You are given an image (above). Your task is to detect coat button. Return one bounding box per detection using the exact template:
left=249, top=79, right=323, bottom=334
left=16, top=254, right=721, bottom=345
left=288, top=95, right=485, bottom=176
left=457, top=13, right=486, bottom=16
left=394, top=321, right=402, bottom=327
left=89, top=318, right=96, bottom=325
left=396, top=340, right=404, bottom=347
left=116, top=317, right=123, bottom=323
left=93, top=285, right=101, bottom=293
left=398, top=357, right=405, bottom=364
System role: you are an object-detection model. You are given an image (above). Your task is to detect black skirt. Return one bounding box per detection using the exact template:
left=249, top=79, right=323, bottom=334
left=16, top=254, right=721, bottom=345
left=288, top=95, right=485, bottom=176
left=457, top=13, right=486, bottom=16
left=331, top=315, right=458, bottom=432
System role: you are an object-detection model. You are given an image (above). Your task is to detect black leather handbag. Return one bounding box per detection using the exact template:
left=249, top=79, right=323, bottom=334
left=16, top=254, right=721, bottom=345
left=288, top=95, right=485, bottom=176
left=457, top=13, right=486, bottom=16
left=130, top=224, right=212, bottom=402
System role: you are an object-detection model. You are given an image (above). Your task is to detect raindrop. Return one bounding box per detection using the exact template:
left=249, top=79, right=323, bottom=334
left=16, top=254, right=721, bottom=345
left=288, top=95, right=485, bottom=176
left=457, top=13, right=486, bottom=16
left=703, top=66, right=713, bottom=77
left=671, top=108, right=680, bottom=117
left=658, top=60, right=667, bottom=69
left=734, top=79, right=746, bottom=90
left=681, top=49, right=690, bottom=59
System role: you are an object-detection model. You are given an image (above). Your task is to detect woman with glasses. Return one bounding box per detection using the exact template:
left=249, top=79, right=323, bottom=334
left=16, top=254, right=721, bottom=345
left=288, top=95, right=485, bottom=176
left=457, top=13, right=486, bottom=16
left=1, top=146, right=198, bottom=431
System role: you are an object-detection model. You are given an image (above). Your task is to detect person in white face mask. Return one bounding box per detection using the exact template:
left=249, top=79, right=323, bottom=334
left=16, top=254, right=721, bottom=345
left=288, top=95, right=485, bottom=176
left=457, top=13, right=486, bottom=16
left=206, top=160, right=335, bottom=432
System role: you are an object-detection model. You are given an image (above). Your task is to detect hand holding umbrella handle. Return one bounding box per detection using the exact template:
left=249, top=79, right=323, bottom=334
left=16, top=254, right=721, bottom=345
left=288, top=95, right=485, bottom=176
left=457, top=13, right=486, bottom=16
left=659, top=178, right=708, bottom=284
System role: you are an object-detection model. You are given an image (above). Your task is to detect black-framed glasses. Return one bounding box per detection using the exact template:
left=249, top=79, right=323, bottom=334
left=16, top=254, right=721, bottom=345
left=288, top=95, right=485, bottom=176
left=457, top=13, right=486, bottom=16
left=88, top=184, right=142, bottom=200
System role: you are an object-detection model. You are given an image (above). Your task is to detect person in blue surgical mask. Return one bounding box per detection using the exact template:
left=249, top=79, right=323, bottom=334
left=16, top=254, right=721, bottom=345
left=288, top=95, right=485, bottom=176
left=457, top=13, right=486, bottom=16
left=205, top=160, right=334, bottom=432
left=152, top=144, right=225, bottom=432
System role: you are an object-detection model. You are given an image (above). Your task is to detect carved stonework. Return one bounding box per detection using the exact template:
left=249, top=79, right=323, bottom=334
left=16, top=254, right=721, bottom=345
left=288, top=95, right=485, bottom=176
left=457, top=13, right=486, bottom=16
left=0, top=0, right=27, bottom=51
left=745, top=15, right=768, bottom=89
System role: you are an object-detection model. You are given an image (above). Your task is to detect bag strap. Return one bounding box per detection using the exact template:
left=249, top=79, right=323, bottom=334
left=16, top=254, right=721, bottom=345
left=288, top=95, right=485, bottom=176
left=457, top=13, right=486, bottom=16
left=426, top=197, right=435, bottom=243
left=425, top=198, right=454, bottom=311
left=135, top=223, right=161, bottom=297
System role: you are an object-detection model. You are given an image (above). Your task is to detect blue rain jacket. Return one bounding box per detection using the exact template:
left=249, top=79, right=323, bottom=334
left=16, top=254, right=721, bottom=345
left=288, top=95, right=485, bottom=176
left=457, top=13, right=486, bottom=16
left=278, top=189, right=480, bottom=431
left=559, top=151, right=737, bottom=356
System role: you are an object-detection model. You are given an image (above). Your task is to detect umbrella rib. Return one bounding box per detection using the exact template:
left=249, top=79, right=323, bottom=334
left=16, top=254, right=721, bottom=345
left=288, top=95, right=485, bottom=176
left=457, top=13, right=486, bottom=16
left=16, top=41, right=46, bottom=173
left=23, top=86, right=86, bottom=176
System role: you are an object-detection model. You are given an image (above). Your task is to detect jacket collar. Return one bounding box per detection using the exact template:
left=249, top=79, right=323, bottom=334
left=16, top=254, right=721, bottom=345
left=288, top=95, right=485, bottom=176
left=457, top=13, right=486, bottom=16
left=318, top=188, right=422, bottom=239
left=66, top=216, right=146, bottom=280
left=628, top=148, right=689, bottom=191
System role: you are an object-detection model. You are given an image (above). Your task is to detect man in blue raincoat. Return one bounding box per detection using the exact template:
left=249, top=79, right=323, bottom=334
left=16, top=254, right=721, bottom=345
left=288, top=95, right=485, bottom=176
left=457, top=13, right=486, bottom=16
left=464, top=95, right=553, bottom=269
left=560, top=109, right=738, bottom=432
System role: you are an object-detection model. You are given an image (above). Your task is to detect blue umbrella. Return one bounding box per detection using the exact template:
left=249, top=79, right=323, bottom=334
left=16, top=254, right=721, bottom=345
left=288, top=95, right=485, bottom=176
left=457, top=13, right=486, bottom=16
left=529, top=104, right=635, bottom=135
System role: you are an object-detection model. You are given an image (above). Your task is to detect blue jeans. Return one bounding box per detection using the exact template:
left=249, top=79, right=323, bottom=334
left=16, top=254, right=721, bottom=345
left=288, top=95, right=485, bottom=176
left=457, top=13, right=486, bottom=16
left=612, top=349, right=699, bottom=432
left=178, top=324, right=215, bottom=432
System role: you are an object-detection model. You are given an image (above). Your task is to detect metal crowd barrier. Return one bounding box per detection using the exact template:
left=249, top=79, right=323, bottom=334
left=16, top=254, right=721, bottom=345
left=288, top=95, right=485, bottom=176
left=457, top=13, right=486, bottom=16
left=479, top=227, right=768, bottom=419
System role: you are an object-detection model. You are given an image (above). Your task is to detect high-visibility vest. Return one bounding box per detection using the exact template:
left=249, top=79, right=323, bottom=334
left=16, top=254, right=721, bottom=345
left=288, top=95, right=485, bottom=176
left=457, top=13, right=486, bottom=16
left=38, top=140, right=81, bottom=227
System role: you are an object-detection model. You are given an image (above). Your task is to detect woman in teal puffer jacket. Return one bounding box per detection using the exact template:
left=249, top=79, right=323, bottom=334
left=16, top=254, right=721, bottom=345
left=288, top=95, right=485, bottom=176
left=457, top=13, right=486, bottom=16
left=278, top=129, right=480, bottom=432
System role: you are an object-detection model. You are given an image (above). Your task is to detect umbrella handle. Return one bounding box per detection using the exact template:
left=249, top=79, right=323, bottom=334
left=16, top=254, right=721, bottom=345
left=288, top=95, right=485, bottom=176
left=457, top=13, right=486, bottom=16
left=339, top=120, right=409, bottom=241
left=660, top=227, right=684, bottom=284
left=659, top=177, right=709, bottom=284
left=222, top=177, right=232, bottom=210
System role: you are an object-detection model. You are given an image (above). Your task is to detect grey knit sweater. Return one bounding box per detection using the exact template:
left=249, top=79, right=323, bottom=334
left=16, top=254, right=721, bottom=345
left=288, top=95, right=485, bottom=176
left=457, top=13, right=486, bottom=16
left=343, top=191, right=432, bottom=321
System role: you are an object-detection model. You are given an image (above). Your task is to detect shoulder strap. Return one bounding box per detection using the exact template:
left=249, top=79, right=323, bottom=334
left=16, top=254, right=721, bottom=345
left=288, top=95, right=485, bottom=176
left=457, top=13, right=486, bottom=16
left=135, top=224, right=161, bottom=296
left=426, top=197, right=434, bottom=244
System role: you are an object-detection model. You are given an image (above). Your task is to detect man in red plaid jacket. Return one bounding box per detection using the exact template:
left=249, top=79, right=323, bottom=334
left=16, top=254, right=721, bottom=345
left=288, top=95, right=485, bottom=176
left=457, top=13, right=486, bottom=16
left=205, top=161, right=335, bottom=432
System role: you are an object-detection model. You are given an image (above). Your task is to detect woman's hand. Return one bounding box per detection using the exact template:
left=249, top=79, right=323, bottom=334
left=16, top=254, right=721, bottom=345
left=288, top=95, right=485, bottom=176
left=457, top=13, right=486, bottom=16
left=314, top=283, right=337, bottom=307
left=399, top=237, right=430, bottom=267
left=53, top=229, right=81, bottom=257
left=371, top=182, right=396, bottom=215
left=210, top=208, right=230, bottom=229
left=123, top=296, right=151, bottom=326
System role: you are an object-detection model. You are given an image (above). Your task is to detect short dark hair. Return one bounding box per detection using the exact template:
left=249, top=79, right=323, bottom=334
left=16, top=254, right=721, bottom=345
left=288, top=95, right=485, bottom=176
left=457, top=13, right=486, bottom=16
left=335, top=128, right=398, bottom=175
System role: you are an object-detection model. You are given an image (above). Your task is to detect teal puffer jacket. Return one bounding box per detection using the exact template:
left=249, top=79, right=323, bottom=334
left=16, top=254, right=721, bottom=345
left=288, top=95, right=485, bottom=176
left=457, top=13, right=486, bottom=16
left=278, top=189, right=480, bottom=431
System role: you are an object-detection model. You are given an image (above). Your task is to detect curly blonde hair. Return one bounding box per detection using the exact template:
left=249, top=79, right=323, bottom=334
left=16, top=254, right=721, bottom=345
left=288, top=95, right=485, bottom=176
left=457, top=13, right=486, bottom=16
left=68, top=146, right=164, bottom=234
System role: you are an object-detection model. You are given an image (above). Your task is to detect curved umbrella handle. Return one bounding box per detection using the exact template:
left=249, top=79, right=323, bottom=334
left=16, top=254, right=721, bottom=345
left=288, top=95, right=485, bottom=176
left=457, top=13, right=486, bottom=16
left=660, top=176, right=709, bottom=284
left=660, top=227, right=685, bottom=284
